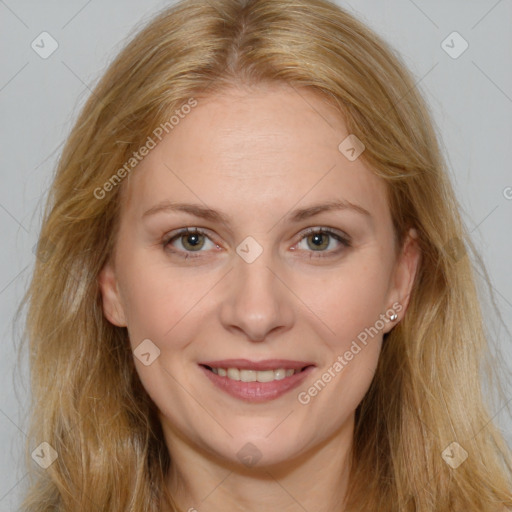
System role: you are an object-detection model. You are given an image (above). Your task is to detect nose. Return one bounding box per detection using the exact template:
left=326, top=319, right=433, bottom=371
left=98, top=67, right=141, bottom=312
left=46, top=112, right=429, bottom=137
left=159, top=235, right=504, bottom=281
left=218, top=249, right=295, bottom=343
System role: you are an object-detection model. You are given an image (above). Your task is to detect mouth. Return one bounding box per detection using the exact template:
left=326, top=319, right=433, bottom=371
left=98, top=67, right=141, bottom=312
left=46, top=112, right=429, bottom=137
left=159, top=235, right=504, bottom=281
left=198, top=359, right=315, bottom=402
left=200, top=364, right=312, bottom=382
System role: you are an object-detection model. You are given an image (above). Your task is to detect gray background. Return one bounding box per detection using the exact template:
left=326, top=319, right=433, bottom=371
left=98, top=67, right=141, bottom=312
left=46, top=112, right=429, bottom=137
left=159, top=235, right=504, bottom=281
left=1, top=0, right=511, bottom=509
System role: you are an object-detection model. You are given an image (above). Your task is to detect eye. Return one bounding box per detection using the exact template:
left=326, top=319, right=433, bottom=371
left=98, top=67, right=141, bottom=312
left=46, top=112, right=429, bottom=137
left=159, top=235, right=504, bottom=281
left=162, top=226, right=351, bottom=260
left=293, top=227, right=351, bottom=258
left=162, top=227, right=218, bottom=259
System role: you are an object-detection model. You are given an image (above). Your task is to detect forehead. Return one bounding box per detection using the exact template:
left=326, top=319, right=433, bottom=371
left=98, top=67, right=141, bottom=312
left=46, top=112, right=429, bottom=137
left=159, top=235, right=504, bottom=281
left=119, top=84, right=390, bottom=227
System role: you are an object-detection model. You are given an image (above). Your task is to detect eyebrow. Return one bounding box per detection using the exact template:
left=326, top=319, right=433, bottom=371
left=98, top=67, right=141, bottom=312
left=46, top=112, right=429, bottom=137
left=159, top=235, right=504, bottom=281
left=142, top=199, right=372, bottom=224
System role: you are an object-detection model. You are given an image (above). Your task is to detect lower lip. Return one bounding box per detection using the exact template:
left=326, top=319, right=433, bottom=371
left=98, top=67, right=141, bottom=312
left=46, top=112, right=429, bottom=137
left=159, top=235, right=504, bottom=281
left=199, top=365, right=315, bottom=403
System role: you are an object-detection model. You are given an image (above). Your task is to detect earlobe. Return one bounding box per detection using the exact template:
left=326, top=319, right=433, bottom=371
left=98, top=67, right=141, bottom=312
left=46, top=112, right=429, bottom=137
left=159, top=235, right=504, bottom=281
left=97, top=261, right=127, bottom=327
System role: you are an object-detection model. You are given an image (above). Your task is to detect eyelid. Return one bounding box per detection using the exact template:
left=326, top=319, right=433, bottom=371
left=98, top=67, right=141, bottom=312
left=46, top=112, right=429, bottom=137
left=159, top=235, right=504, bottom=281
left=162, top=225, right=351, bottom=258
left=162, top=227, right=218, bottom=248
left=298, top=226, right=351, bottom=244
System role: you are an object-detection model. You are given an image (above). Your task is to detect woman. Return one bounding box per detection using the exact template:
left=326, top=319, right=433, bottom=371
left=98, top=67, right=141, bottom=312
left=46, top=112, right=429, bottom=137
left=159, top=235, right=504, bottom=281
left=20, top=0, right=512, bottom=510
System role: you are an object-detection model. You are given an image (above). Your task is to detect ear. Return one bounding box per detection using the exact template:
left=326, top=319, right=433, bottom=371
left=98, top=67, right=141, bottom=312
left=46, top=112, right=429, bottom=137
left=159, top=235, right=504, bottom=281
left=383, top=228, right=421, bottom=332
left=97, top=260, right=127, bottom=327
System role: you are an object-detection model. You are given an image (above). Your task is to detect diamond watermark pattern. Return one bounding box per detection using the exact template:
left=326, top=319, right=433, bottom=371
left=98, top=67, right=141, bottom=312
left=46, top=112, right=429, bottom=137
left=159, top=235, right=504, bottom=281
left=236, top=236, right=263, bottom=264
left=444, top=237, right=466, bottom=263
left=133, top=338, right=161, bottom=366
left=32, top=236, right=56, bottom=263
left=338, top=134, right=365, bottom=161
left=441, top=31, right=468, bottom=59
left=441, top=441, right=468, bottom=469
left=31, top=31, right=59, bottom=59
left=236, top=442, right=263, bottom=467
left=31, top=442, right=58, bottom=469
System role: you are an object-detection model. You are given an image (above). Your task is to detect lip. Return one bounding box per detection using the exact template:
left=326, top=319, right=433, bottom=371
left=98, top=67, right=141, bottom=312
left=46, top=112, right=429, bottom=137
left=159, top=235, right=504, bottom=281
left=198, top=360, right=316, bottom=403
left=199, top=359, right=314, bottom=371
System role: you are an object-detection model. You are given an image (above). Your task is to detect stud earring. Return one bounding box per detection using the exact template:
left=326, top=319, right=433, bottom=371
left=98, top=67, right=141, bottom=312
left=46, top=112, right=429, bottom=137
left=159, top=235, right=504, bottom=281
left=389, top=312, right=398, bottom=321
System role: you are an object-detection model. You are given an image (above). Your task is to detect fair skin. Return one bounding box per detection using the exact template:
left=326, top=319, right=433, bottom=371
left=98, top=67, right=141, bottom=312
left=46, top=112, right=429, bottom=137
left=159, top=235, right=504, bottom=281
left=98, top=83, right=420, bottom=512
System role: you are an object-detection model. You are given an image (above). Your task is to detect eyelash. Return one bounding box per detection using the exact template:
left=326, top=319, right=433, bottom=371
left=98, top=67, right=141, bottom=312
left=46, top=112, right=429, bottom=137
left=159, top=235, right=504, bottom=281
left=162, top=227, right=351, bottom=260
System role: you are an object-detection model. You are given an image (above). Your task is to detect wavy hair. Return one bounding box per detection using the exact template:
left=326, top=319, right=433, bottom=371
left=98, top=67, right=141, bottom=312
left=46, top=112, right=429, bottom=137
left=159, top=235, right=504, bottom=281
left=18, top=0, right=512, bottom=510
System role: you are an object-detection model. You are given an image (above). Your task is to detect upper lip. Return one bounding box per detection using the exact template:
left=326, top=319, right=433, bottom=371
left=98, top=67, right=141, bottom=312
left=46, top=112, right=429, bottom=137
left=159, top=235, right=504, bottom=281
left=199, top=359, right=315, bottom=371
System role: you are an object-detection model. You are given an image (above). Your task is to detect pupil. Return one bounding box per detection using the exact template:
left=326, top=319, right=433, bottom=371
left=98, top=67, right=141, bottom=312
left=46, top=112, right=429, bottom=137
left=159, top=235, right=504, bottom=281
left=188, top=234, right=200, bottom=246
left=309, top=233, right=328, bottom=251
left=313, top=233, right=323, bottom=245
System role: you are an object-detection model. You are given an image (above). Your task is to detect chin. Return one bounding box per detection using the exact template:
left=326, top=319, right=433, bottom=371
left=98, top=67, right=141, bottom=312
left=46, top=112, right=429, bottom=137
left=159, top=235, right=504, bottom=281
left=200, top=428, right=312, bottom=470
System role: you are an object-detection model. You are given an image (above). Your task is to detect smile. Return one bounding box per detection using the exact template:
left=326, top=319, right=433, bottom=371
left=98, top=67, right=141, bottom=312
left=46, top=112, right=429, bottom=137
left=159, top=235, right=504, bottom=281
left=198, top=359, right=315, bottom=402
left=205, top=366, right=306, bottom=382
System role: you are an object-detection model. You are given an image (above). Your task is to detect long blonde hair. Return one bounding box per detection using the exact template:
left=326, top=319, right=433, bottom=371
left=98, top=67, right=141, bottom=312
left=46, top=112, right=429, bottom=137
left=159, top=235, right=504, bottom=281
left=19, top=0, right=512, bottom=510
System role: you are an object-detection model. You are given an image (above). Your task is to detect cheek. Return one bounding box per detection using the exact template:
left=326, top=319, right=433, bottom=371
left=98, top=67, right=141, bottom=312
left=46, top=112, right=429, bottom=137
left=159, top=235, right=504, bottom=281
left=116, top=249, right=223, bottom=349
left=115, top=248, right=171, bottom=342
left=296, top=257, right=392, bottom=348
left=293, top=259, right=389, bottom=418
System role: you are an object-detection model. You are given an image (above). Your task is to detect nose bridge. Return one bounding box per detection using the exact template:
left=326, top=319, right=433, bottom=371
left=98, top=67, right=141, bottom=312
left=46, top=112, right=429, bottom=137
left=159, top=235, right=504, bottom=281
left=218, top=237, right=293, bottom=341
left=234, top=239, right=280, bottom=308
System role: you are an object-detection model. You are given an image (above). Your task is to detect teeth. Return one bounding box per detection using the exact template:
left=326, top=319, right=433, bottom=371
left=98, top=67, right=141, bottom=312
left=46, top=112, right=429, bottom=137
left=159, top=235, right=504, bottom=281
left=210, top=367, right=302, bottom=382
left=240, top=370, right=256, bottom=382
left=227, top=368, right=240, bottom=380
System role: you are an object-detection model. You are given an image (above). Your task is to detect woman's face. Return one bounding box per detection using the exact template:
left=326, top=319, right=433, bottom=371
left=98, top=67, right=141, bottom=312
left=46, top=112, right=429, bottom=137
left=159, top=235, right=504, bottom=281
left=99, top=83, right=419, bottom=468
